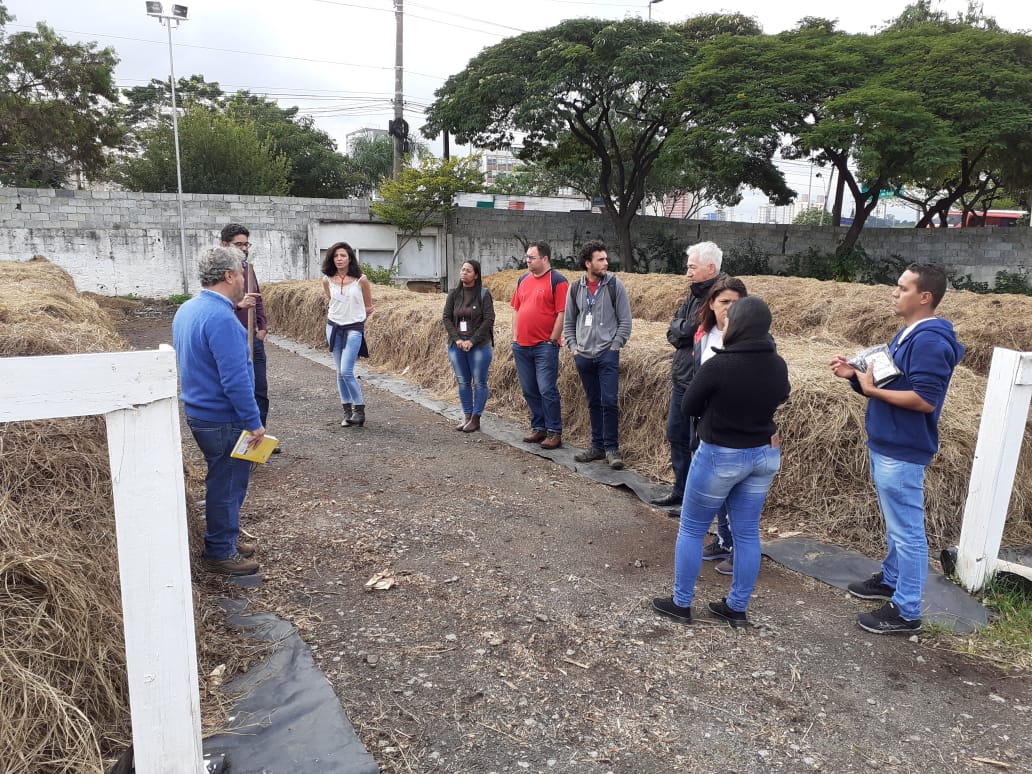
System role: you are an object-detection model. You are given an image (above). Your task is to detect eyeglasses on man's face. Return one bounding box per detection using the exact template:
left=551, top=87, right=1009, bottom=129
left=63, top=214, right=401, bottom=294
left=231, top=241, right=251, bottom=249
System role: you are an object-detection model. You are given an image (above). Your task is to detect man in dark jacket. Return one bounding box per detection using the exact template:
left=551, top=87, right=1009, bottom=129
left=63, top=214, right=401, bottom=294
left=832, top=264, right=964, bottom=634
left=650, top=241, right=725, bottom=514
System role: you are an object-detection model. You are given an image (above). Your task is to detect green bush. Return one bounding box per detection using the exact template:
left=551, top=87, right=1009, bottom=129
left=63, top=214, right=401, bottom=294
left=361, top=262, right=399, bottom=286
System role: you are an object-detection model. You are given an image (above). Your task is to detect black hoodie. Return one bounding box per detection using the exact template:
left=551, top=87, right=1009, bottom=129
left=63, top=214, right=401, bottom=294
left=681, top=296, right=790, bottom=448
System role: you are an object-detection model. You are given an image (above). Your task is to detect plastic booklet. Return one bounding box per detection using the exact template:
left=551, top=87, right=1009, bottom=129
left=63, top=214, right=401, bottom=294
left=847, top=344, right=901, bottom=387
left=230, top=431, right=279, bottom=463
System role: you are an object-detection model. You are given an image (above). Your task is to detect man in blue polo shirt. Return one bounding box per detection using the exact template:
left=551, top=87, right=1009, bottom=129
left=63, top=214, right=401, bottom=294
left=173, top=246, right=266, bottom=576
left=831, top=263, right=964, bottom=633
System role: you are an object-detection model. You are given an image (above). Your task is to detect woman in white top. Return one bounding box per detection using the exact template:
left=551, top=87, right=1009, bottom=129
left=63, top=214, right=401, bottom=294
left=322, top=242, right=374, bottom=427
left=689, top=275, right=748, bottom=573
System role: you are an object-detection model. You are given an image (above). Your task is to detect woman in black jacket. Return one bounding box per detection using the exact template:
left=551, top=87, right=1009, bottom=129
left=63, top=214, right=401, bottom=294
left=653, top=296, right=790, bottom=627
left=443, top=260, right=495, bottom=432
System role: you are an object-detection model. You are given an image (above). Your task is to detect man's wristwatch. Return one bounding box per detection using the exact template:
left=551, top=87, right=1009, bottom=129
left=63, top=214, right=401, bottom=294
left=549, top=338, right=559, bottom=347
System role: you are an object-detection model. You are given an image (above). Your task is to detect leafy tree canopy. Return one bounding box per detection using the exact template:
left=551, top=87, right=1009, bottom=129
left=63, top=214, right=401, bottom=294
left=0, top=3, right=123, bottom=187
left=116, top=105, right=290, bottom=196
left=370, top=155, right=484, bottom=264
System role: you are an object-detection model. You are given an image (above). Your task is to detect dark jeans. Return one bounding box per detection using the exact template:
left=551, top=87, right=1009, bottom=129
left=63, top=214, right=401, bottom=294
left=511, top=342, right=562, bottom=433
left=665, top=382, right=694, bottom=499
left=186, top=416, right=252, bottom=560
left=252, top=335, right=269, bottom=427
left=574, top=348, right=620, bottom=451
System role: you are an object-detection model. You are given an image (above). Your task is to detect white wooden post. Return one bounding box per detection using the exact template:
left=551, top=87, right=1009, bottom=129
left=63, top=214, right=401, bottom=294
left=0, top=348, right=204, bottom=773
left=956, top=348, right=1032, bottom=593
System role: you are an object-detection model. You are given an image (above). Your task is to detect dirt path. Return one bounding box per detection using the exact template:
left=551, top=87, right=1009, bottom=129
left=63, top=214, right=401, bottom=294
left=122, top=308, right=1031, bottom=774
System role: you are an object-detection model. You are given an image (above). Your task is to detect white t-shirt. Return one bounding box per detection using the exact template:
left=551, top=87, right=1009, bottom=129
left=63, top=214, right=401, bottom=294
left=327, top=277, right=366, bottom=325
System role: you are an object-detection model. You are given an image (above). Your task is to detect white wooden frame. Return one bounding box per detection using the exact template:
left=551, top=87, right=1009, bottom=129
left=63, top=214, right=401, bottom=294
left=956, top=347, right=1032, bottom=592
left=0, top=347, right=203, bottom=773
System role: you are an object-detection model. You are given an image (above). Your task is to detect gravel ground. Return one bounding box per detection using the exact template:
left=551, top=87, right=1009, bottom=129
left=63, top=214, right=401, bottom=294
left=121, top=307, right=1032, bottom=774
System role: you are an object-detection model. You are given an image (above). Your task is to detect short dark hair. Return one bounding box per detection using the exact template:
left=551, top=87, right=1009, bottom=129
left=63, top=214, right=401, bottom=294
left=322, top=242, right=361, bottom=278
left=528, top=240, right=551, bottom=260
left=695, top=275, right=748, bottom=330
left=220, top=223, right=249, bottom=244
left=907, top=263, right=947, bottom=308
left=577, top=240, right=607, bottom=270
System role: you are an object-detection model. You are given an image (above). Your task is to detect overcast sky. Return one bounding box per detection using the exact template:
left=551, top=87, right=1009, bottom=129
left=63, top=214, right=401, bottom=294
left=5, top=0, right=1031, bottom=218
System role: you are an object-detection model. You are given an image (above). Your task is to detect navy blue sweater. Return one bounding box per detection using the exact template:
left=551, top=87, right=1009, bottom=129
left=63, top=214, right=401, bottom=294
left=854, top=317, right=964, bottom=466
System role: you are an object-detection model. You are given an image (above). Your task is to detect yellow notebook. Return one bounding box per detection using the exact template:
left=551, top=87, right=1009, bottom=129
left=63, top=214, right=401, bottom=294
left=230, top=430, right=279, bottom=463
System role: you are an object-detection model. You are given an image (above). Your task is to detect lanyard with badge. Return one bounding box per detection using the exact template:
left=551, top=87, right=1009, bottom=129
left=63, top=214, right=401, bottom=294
left=583, top=281, right=598, bottom=327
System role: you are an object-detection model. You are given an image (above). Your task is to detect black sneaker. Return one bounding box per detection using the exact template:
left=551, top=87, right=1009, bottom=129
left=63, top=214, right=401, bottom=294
left=652, top=597, right=692, bottom=624
left=708, top=598, right=750, bottom=628
left=574, top=447, right=605, bottom=463
left=701, top=538, right=731, bottom=561
left=650, top=492, right=682, bottom=508
left=847, top=572, right=895, bottom=601
left=857, top=601, right=921, bottom=634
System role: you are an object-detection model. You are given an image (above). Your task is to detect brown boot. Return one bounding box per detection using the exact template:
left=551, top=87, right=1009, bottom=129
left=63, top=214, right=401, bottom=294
left=523, top=429, right=547, bottom=443
left=462, top=414, right=481, bottom=433
left=203, top=552, right=259, bottom=576
left=236, top=540, right=257, bottom=558
left=540, top=432, right=562, bottom=450
left=456, top=413, right=472, bottom=431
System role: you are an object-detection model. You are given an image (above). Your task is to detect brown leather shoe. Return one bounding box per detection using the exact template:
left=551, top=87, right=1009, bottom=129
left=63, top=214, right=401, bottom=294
left=523, top=430, right=547, bottom=443
left=540, top=432, right=562, bottom=450
left=462, top=414, right=481, bottom=433
left=236, top=540, right=256, bottom=558
left=203, top=552, right=259, bottom=576
left=456, top=414, right=472, bottom=431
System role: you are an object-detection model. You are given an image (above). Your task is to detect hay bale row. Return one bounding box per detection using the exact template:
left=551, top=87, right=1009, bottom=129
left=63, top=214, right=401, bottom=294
left=264, top=277, right=1032, bottom=552
left=0, top=258, right=237, bottom=773
left=482, top=269, right=1032, bottom=377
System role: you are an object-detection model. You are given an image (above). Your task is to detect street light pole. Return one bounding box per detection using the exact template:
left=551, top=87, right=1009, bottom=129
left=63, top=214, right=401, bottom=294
left=145, top=3, right=190, bottom=294
left=648, top=0, right=664, bottom=20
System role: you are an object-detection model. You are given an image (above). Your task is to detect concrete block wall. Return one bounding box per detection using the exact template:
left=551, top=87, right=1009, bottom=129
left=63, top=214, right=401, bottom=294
left=0, top=188, right=370, bottom=296
left=3, top=188, right=1030, bottom=297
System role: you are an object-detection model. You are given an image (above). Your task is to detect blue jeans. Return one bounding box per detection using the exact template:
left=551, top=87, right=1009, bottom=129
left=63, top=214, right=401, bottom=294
left=665, top=383, right=694, bottom=499
left=511, top=342, right=562, bottom=433
left=870, top=450, right=927, bottom=621
left=252, top=335, right=269, bottom=427
left=186, top=417, right=252, bottom=561
left=448, top=342, right=493, bottom=415
left=673, top=441, right=781, bottom=612
left=574, top=348, right=620, bottom=451
left=327, top=324, right=364, bottom=405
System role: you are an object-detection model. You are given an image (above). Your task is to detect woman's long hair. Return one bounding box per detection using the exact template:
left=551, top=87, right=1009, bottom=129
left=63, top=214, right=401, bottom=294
left=694, top=275, right=748, bottom=331
left=322, top=242, right=361, bottom=278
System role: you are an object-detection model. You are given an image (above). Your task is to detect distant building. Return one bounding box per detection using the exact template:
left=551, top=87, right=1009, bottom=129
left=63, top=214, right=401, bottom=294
left=479, top=148, right=523, bottom=186
left=346, top=127, right=390, bottom=155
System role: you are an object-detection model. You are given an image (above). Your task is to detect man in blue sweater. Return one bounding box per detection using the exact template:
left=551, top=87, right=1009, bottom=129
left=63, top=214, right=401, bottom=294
left=173, top=247, right=266, bottom=576
left=831, top=264, right=964, bottom=633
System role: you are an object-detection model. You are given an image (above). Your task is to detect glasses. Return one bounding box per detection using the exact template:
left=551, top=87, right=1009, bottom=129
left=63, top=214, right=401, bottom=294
left=231, top=241, right=251, bottom=249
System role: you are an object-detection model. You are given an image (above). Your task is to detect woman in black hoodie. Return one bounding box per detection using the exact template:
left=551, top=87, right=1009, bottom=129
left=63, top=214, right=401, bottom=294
left=653, top=296, right=790, bottom=627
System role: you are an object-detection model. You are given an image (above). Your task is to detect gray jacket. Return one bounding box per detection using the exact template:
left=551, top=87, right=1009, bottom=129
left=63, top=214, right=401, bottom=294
left=562, top=273, right=632, bottom=358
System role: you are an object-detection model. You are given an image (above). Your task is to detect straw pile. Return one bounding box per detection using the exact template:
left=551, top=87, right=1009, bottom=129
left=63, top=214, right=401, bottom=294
left=0, top=258, right=237, bottom=773
left=264, top=273, right=1032, bottom=551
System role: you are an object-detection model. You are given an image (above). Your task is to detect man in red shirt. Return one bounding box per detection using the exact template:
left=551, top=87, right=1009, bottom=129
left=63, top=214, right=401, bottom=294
left=511, top=241, right=568, bottom=449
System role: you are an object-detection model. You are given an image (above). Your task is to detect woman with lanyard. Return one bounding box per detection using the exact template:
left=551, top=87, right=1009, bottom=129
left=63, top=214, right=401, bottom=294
left=322, top=242, right=373, bottom=427
left=442, top=259, right=495, bottom=433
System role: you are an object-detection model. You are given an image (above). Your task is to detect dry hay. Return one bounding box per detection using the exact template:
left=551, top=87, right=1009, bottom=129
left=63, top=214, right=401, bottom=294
left=265, top=276, right=1032, bottom=552
left=0, top=258, right=240, bottom=773
left=484, top=270, right=1032, bottom=378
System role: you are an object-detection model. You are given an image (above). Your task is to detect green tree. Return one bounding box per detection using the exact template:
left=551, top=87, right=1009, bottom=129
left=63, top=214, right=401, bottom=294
left=370, top=155, right=484, bottom=267
left=423, top=18, right=697, bottom=272
left=0, top=4, right=123, bottom=187
left=118, top=105, right=290, bottom=195
left=343, top=135, right=394, bottom=197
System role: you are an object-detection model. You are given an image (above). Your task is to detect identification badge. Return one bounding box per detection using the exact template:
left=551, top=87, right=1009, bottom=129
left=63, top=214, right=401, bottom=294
left=459, top=320, right=468, bottom=333
left=584, top=312, right=593, bottom=327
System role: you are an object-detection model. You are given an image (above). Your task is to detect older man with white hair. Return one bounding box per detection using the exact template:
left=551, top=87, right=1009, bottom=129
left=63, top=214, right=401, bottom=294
left=651, top=242, right=725, bottom=520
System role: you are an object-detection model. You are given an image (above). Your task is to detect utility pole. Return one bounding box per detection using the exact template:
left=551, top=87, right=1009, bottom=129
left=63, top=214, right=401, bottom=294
left=393, top=0, right=404, bottom=179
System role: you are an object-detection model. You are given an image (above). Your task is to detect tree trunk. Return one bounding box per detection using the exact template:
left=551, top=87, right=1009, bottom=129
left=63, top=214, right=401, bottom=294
left=611, top=211, right=637, bottom=273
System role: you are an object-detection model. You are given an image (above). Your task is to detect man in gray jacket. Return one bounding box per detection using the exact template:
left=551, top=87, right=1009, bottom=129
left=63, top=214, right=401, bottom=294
left=563, top=240, right=633, bottom=469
